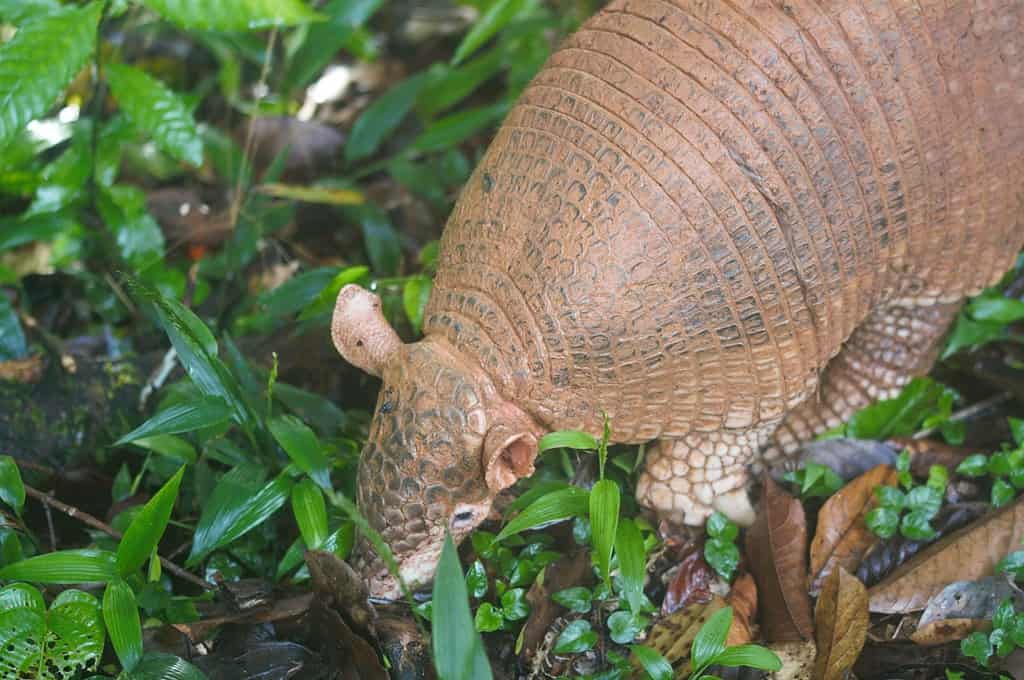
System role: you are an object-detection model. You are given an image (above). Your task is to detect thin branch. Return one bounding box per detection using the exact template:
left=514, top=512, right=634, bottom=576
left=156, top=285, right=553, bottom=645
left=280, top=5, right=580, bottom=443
left=23, top=485, right=213, bottom=591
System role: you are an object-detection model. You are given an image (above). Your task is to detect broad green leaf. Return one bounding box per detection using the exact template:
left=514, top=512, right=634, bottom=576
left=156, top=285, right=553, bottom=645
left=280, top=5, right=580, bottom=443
left=474, top=601, right=503, bottom=632
left=452, top=0, right=530, bottom=65
left=272, top=381, right=348, bottom=436
left=299, top=265, right=369, bottom=320
left=589, top=479, right=619, bottom=587
left=103, top=580, right=143, bottom=672
left=615, top=518, right=646, bottom=613
left=105, top=64, right=203, bottom=166
left=117, top=466, right=184, bottom=576
left=466, top=560, right=488, bottom=599
left=284, top=0, right=382, bottom=88
left=0, top=295, right=27, bottom=361
left=538, top=430, right=597, bottom=453
left=969, top=296, right=1024, bottom=324
left=126, top=652, right=206, bottom=680
left=713, top=644, right=783, bottom=671
left=500, top=587, right=528, bottom=620
left=0, top=0, right=61, bottom=24
left=188, top=469, right=292, bottom=565
left=993, top=478, right=1016, bottom=508
left=419, top=47, right=504, bottom=117
left=630, top=644, right=673, bottom=680
left=495, top=486, right=590, bottom=541
left=961, top=632, right=992, bottom=667
left=433, top=533, right=493, bottom=680
left=291, top=478, right=328, bottom=549
left=350, top=204, right=401, bottom=275
left=0, top=549, right=117, bottom=583
left=96, top=184, right=166, bottom=266
left=553, top=619, right=597, bottom=654
left=706, top=512, right=738, bottom=542
left=865, top=506, right=900, bottom=539
left=0, top=455, right=25, bottom=515
left=691, top=606, right=731, bottom=670
left=0, top=3, right=101, bottom=150
left=403, top=275, right=433, bottom=334
left=608, top=609, right=646, bottom=644
left=269, top=415, right=331, bottom=490
left=0, top=212, right=76, bottom=252
left=552, top=586, right=592, bottom=613
left=844, top=378, right=956, bottom=440
left=704, top=538, right=739, bottom=581
left=139, top=0, right=323, bottom=31
left=410, top=103, right=506, bottom=154
left=345, top=73, right=430, bottom=162
left=115, top=397, right=232, bottom=445
left=128, top=435, right=197, bottom=464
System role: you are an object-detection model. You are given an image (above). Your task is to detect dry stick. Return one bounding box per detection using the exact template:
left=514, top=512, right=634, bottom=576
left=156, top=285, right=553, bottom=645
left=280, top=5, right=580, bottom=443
left=23, top=485, right=213, bottom=591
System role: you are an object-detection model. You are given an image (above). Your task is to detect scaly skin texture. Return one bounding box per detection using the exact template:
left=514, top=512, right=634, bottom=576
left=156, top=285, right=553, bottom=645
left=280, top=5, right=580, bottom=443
left=334, top=0, right=1024, bottom=597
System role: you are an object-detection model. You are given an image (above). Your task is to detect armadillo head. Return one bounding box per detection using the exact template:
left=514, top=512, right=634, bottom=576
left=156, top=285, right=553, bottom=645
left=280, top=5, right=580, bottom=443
left=331, top=284, right=540, bottom=599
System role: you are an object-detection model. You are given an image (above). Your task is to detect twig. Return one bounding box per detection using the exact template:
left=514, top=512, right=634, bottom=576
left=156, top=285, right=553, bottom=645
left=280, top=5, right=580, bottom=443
left=23, top=485, right=213, bottom=591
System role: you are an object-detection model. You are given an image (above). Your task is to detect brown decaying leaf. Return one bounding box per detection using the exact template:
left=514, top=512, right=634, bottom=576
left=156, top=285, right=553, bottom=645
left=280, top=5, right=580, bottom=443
left=809, top=465, right=898, bottom=593
left=725, top=573, right=758, bottom=646
left=766, top=640, right=817, bottom=680
left=662, top=542, right=715, bottom=615
left=812, top=567, right=868, bottom=680
left=868, top=495, right=1024, bottom=613
left=0, top=355, right=43, bottom=383
left=745, top=476, right=813, bottom=642
left=644, top=596, right=728, bottom=674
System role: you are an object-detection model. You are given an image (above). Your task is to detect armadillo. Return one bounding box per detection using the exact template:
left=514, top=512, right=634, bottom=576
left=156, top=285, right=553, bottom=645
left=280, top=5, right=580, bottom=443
left=332, top=0, right=1024, bottom=598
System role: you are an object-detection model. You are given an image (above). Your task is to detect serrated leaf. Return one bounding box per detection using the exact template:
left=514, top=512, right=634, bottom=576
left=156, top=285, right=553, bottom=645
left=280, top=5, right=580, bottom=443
left=139, top=0, right=323, bottom=31
left=0, top=549, right=117, bottom=583
left=0, top=3, right=101, bottom=150
left=269, top=415, right=331, bottom=490
left=115, top=397, right=231, bottom=445
left=291, top=478, right=328, bottom=549
left=103, top=580, right=143, bottom=672
left=105, top=63, right=203, bottom=166
left=495, top=486, right=590, bottom=541
left=117, top=466, right=184, bottom=576
left=345, top=73, right=429, bottom=162
left=433, top=533, right=493, bottom=680
left=0, top=455, right=25, bottom=515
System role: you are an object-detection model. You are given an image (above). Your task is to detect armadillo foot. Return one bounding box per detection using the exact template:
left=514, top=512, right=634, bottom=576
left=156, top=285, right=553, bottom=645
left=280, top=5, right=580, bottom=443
left=636, top=427, right=772, bottom=527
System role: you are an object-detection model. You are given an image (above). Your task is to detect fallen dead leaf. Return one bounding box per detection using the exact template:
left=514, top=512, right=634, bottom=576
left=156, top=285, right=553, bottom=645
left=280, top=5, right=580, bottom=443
left=644, top=596, right=728, bottom=675
left=725, top=572, right=757, bottom=646
left=767, top=639, right=817, bottom=680
left=809, top=465, right=897, bottom=594
left=662, top=542, right=715, bottom=615
left=812, top=567, right=868, bottom=680
left=0, top=355, right=43, bottom=383
left=746, top=476, right=814, bottom=641
left=869, top=495, right=1024, bottom=613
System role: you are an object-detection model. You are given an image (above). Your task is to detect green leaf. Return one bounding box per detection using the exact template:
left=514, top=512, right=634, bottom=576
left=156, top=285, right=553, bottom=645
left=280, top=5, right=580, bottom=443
left=105, top=64, right=203, bottom=166
left=692, top=606, right=731, bottom=669
left=346, top=204, right=401, bottom=275
left=500, top=587, right=529, bottom=621
left=969, top=296, right=1024, bottom=323
left=961, top=631, right=993, bottom=667
left=589, top=479, right=619, bottom=587
left=291, top=478, right=328, bottom=549
left=115, top=397, right=231, bottom=445
left=129, top=435, right=197, bottom=464
left=403, top=275, right=433, bottom=334
left=466, top=560, right=488, bottom=599
left=993, top=598, right=1016, bottom=630
left=419, top=47, right=504, bottom=118
left=103, top=580, right=143, bottom=672
left=0, top=0, right=61, bottom=24
left=452, top=0, right=530, bottom=65
left=474, top=601, right=503, bottom=632
left=631, top=644, right=673, bottom=680
left=345, top=73, right=429, bottom=162
left=0, top=295, right=27, bottom=361
left=999, top=550, right=1024, bottom=580
left=0, top=456, right=25, bottom=515
left=553, top=619, right=597, bottom=654
left=117, top=466, right=184, bottom=576
left=410, top=104, right=506, bottom=154
left=97, top=184, right=166, bottom=267
left=866, top=507, right=900, bottom=539
left=258, top=267, right=340, bottom=321
left=188, top=466, right=272, bottom=564
left=615, top=518, right=646, bottom=613
left=433, top=533, right=493, bottom=680
left=704, top=539, right=740, bottom=581
left=927, top=465, right=950, bottom=493
left=845, top=378, right=956, bottom=440
left=0, top=3, right=101, bottom=150
left=0, top=212, right=77, bottom=253
left=269, top=415, right=331, bottom=490
left=905, top=486, right=943, bottom=519
left=956, top=454, right=990, bottom=478
left=495, top=486, right=590, bottom=541
left=284, top=0, right=382, bottom=89
left=300, top=265, right=369, bottom=320
left=713, top=644, right=783, bottom=671
left=607, top=610, right=646, bottom=644
left=552, top=586, right=592, bottom=614
left=706, top=512, right=738, bottom=542
left=139, top=0, right=323, bottom=31
left=126, top=652, right=207, bottom=680
left=900, top=512, right=937, bottom=541
left=0, top=549, right=117, bottom=583
left=875, top=486, right=906, bottom=510
left=993, top=479, right=1016, bottom=508
left=538, top=430, right=598, bottom=453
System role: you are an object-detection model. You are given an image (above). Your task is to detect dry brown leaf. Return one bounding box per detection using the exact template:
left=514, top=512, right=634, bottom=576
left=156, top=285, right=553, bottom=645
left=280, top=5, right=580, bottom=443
left=869, top=495, right=1024, bottom=613
left=768, top=640, right=817, bottom=680
left=0, top=355, right=43, bottom=383
left=662, top=542, right=715, bottom=615
left=812, top=567, right=868, bottom=680
left=725, top=572, right=758, bottom=646
left=910, top=618, right=990, bottom=645
left=809, top=465, right=898, bottom=593
left=746, top=476, right=814, bottom=641
left=645, top=596, right=728, bottom=674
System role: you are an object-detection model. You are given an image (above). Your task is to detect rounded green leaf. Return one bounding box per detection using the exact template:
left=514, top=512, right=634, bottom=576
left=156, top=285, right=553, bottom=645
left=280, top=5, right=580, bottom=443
left=474, top=601, right=503, bottom=632
left=291, top=478, right=328, bottom=549
left=0, top=549, right=117, bottom=583
left=607, top=610, right=645, bottom=644
left=0, top=455, right=25, bottom=515
left=553, top=619, right=596, bottom=654
left=500, top=588, right=529, bottom=621
left=0, top=582, right=44, bottom=613
left=138, top=0, right=323, bottom=31
left=552, top=586, right=591, bottom=614
left=103, top=580, right=143, bottom=672
left=956, top=454, right=990, bottom=478
left=117, top=466, right=185, bottom=576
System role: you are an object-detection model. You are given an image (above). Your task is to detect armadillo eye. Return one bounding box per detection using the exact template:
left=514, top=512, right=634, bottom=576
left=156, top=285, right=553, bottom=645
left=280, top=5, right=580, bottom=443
left=452, top=510, right=474, bottom=525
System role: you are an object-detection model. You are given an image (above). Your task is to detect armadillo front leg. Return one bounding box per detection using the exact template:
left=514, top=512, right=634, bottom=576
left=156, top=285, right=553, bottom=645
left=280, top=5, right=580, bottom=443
left=636, top=424, right=778, bottom=527
left=764, top=300, right=963, bottom=461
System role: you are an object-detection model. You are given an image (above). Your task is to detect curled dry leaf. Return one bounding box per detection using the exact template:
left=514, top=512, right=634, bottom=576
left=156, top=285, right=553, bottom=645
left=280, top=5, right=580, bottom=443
left=725, top=572, right=758, bottom=646
left=662, top=542, right=715, bottom=615
left=746, top=476, right=813, bottom=642
left=809, top=464, right=898, bottom=594
left=869, top=495, right=1024, bottom=613
left=812, top=567, right=868, bottom=680
left=910, top=576, right=1024, bottom=646
left=644, top=596, right=728, bottom=674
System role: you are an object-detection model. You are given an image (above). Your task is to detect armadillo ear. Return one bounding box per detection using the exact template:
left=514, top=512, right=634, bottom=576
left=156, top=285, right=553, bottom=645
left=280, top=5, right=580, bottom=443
left=331, top=284, right=402, bottom=378
left=482, top=421, right=538, bottom=492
